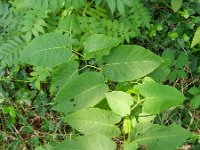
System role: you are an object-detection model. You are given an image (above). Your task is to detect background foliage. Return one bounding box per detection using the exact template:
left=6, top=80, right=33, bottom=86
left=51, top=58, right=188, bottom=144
left=0, top=0, right=199, bottom=150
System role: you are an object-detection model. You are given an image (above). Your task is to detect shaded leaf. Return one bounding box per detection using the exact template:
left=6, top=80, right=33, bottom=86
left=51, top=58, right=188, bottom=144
left=50, top=60, right=79, bottom=95
left=84, top=34, right=120, bottom=60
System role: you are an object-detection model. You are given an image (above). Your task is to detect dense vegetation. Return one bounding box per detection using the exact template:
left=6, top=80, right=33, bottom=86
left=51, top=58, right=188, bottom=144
left=0, top=0, right=199, bottom=149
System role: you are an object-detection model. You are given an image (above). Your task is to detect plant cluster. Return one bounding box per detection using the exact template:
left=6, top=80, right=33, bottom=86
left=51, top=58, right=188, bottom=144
left=0, top=0, right=199, bottom=150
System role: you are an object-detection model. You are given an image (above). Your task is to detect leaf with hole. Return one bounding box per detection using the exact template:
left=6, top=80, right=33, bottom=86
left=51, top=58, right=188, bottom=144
left=53, top=72, right=109, bottom=113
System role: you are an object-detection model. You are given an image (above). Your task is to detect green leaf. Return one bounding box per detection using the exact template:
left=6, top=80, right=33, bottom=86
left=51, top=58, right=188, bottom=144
left=171, top=0, right=183, bottom=12
left=190, top=95, right=200, bottom=109
left=175, top=52, right=188, bottom=69
left=21, top=32, right=72, bottom=67
left=54, top=72, right=109, bottom=113
left=83, top=34, right=120, bottom=60
left=107, top=0, right=116, bottom=15
left=123, top=141, right=138, bottom=150
left=53, top=134, right=116, bottom=150
left=191, top=27, right=200, bottom=48
left=131, top=123, right=191, bottom=150
left=64, top=108, right=121, bottom=137
left=58, top=15, right=80, bottom=34
left=50, top=60, right=79, bottom=95
left=188, top=86, right=200, bottom=95
left=136, top=78, right=186, bottom=114
left=102, top=45, right=164, bottom=82
left=117, top=0, right=125, bottom=16
left=105, top=91, right=133, bottom=117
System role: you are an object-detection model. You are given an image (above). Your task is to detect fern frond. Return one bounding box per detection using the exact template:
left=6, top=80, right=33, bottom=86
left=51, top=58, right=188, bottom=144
left=0, top=36, right=25, bottom=67
left=124, top=0, right=151, bottom=28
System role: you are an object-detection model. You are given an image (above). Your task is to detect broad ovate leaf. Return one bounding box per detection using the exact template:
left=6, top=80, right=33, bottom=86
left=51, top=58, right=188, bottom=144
left=83, top=34, right=120, bottom=60
left=102, top=45, right=164, bottom=82
left=64, top=108, right=121, bottom=137
left=21, top=32, right=72, bottom=67
left=171, top=0, right=183, bottom=12
left=191, top=27, right=200, bottom=48
left=53, top=72, right=109, bottom=113
left=136, top=78, right=185, bottom=114
left=105, top=91, right=133, bottom=117
left=50, top=60, right=79, bottom=95
left=53, top=134, right=116, bottom=150
left=131, top=123, right=191, bottom=150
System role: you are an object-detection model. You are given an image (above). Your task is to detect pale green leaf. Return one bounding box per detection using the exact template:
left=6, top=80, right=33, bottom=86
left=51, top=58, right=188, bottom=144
left=64, top=108, right=121, bottom=137
left=191, top=27, right=200, bottom=48
left=102, top=45, right=164, bottom=82
left=84, top=34, right=120, bottom=60
left=53, top=134, right=116, bottom=150
left=123, top=117, right=132, bottom=134
left=21, top=32, right=72, bottom=67
left=136, top=78, right=186, bottom=114
left=53, top=72, right=109, bottom=113
left=171, top=0, right=183, bottom=12
left=123, top=141, right=138, bottom=150
left=50, top=60, right=79, bottom=95
left=105, top=91, right=133, bottom=117
left=131, top=123, right=191, bottom=150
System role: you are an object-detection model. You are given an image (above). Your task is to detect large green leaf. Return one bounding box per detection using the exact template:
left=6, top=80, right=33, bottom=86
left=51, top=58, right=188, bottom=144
left=83, top=34, right=120, bottom=60
left=53, top=134, right=116, bottom=150
left=64, top=108, right=121, bottom=137
left=136, top=78, right=186, bottom=114
left=102, top=45, right=164, bottom=82
left=131, top=123, right=191, bottom=150
left=50, top=60, right=79, bottom=95
left=105, top=91, right=133, bottom=117
left=21, top=32, right=72, bottom=67
left=53, top=72, right=109, bottom=113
